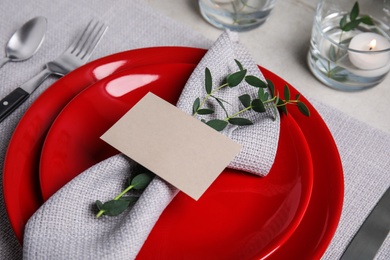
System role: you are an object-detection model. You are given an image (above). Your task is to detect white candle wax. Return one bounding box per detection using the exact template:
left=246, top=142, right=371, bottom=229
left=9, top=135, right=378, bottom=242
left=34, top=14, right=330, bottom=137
left=348, top=32, right=390, bottom=71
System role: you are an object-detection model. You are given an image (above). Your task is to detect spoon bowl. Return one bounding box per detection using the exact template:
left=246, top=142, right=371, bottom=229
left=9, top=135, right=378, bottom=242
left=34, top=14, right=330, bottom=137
left=0, top=16, right=47, bottom=68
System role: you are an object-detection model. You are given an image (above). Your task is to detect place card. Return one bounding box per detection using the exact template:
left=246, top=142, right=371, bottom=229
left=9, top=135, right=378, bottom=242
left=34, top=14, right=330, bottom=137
left=101, top=92, right=242, bottom=200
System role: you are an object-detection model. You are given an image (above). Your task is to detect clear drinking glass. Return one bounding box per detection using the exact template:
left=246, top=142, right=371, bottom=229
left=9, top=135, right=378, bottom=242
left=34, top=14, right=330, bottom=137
left=198, top=0, right=277, bottom=31
left=307, top=0, right=390, bottom=91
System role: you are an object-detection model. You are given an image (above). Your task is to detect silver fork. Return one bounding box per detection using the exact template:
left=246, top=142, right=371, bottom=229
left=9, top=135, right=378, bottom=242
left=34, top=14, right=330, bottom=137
left=0, top=19, right=108, bottom=123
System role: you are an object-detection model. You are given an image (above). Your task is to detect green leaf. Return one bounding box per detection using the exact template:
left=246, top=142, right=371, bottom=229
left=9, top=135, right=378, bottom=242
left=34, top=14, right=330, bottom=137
left=234, top=59, right=244, bottom=71
left=96, top=200, right=104, bottom=210
left=297, top=101, right=310, bottom=117
left=295, top=93, right=301, bottom=100
left=358, top=16, right=374, bottom=26
left=239, top=94, right=251, bottom=108
left=329, top=45, right=337, bottom=62
left=284, top=84, right=290, bottom=101
left=342, top=20, right=361, bottom=31
left=206, top=119, right=228, bottom=131
left=227, top=69, right=247, bottom=87
left=245, top=75, right=267, bottom=88
left=120, top=196, right=139, bottom=205
left=251, top=99, right=266, bottom=113
left=228, top=118, right=253, bottom=126
left=263, top=92, right=269, bottom=101
left=213, top=96, right=229, bottom=118
left=100, top=199, right=130, bottom=216
left=193, top=97, right=200, bottom=115
left=196, top=108, right=214, bottom=115
left=131, top=173, right=152, bottom=190
left=350, top=2, right=359, bottom=21
left=339, top=14, right=347, bottom=28
left=272, top=104, right=278, bottom=121
left=205, top=68, right=212, bottom=94
left=277, top=98, right=288, bottom=115
left=258, top=87, right=265, bottom=101
left=274, top=91, right=280, bottom=105
left=266, top=79, right=274, bottom=97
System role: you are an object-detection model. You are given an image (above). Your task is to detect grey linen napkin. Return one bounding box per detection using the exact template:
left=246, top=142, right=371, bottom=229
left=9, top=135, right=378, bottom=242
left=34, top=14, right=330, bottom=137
left=22, top=32, right=280, bottom=259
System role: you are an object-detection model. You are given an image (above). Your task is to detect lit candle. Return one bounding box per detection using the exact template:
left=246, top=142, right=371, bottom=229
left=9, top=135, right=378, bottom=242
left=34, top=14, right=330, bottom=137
left=348, top=32, right=390, bottom=71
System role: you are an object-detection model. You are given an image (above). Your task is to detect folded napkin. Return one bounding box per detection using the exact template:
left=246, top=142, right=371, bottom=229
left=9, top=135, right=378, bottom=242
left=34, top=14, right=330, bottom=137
left=23, top=32, right=280, bottom=259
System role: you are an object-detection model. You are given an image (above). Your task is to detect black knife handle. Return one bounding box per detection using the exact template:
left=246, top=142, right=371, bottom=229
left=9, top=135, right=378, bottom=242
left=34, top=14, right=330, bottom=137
left=0, top=88, right=30, bottom=123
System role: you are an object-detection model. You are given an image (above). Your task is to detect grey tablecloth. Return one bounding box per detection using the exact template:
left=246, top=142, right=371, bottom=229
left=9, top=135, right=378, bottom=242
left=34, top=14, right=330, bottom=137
left=0, top=0, right=389, bottom=259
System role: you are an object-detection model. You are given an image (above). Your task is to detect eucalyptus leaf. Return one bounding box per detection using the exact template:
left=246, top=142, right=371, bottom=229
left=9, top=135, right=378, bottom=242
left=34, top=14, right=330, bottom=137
left=284, top=84, right=290, bottom=101
left=359, top=16, right=374, bottom=25
left=235, top=59, right=244, bottom=71
left=205, top=68, right=212, bottom=94
left=251, top=99, right=266, bottom=113
left=206, top=119, right=228, bottom=131
left=193, top=97, right=200, bottom=115
left=329, top=45, right=337, bottom=62
left=96, top=200, right=104, bottom=210
left=213, top=96, right=229, bottom=118
left=228, top=118, right=253, bottom=126
left=100, top=199, right=130, bottom=216
left=350, top=2, right=359, bottom=21
left=258, top=87, right=265, bottom=101
left=266, top=79, right=274, bottom=97
left=131, top=173, right=152, bottom=190
left=277, top=98, right=288, bottom=115
left=263, top=92, right=269, bottom=102
left=340, top=37, right=353, bottom=45
left=342, top=20, right=361, bottom=31
left=245, top=75, right=267, bottom=88
left=297, top=101, right=310, bottom=117
left=239, top=94, right=251, bottom=108
left=120, top=196, right=139, bottom=204
left=227, top=69, right=247, bottom=87
left=339, top=14, right=347, bottom=28
left=197, top=108, right=214, bottom=115
left=295, top=93, right=301, bottom=100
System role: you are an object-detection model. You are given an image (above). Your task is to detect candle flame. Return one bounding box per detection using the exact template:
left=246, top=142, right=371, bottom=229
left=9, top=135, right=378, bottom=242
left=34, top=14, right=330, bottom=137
left=369, top=39, right=376, bottom=51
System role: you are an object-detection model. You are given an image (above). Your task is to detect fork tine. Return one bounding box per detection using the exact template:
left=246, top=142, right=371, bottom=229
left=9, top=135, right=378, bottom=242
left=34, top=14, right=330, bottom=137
left=79, top=22, right=107, bottom=60
left=73, top=20, right=99, bottom=56
left=66, top=19, right=96, bottom=54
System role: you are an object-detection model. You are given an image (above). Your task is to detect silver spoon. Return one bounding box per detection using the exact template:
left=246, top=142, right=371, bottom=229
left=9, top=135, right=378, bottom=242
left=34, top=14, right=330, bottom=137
left=0, top=16, right=47, bottom=68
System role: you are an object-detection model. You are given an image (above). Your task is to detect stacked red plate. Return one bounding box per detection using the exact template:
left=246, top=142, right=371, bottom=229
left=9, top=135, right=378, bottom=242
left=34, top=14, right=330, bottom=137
left=3, top=47, right=343, bottom=259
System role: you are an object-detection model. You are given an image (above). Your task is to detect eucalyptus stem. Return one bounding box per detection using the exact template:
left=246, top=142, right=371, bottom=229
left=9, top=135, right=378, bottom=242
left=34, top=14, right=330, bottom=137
left=194, top=83, right=228, bottom=116
left=223, top=105, right=252, bottom=121
left=96, top=184, right=134, bottom=218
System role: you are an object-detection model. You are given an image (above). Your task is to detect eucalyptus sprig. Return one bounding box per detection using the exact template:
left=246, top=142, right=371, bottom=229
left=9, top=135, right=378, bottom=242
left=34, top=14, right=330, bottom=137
left=193, top=60, right=310, bottom=132
left=95, top=171, right=153, bottom=218
left=327, top=1, right=374, bottom=78
left=339, top=2, right=373, bottom=33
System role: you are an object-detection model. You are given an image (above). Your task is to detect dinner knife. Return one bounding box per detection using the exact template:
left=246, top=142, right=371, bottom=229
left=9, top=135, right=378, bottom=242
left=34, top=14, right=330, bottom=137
left=340, top=187, right=390, bottom=260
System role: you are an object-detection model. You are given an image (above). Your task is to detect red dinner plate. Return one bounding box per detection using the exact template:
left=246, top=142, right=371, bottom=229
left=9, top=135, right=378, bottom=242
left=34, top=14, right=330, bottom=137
left=3, top=47, right=343, bottom=259
left=40, top=63, right=313, bottom=259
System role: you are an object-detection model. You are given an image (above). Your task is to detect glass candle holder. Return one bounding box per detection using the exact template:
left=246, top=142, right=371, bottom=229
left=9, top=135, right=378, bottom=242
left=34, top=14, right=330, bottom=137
left=198, top=0, right=277, bottom=32
left=307, top=0, right=390, bottom=91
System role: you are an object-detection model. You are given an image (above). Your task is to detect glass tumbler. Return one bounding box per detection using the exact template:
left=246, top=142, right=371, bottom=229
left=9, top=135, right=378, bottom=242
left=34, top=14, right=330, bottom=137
left=308, top=0, right=390, bottom=91
left=198, top=0, right=277, bottom=31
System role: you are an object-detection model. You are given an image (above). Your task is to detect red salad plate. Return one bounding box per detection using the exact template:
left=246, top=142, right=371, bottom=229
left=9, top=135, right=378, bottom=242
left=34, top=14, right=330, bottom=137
left=3, top=47, right=343, bottom=259
left=40, top=63, right=313, bottom=259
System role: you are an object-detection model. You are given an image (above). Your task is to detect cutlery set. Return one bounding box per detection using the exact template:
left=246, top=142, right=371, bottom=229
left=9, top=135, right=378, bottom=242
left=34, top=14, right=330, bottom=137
left=0, top=17, right=107, bottom=123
